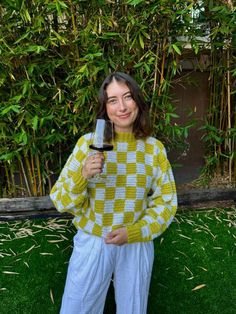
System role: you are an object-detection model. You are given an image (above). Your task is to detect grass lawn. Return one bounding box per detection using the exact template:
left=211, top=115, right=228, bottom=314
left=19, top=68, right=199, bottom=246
left=0, top=208, right=235, bottom=314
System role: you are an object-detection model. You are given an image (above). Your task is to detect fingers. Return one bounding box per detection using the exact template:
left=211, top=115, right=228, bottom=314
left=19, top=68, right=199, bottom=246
left=82, top=153, right=104, bottom=179
left=105, top=228, right=128, bottom=245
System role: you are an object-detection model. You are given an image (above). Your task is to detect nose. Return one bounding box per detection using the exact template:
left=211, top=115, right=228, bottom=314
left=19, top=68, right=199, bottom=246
left=118, top=98, right=127, bottom=111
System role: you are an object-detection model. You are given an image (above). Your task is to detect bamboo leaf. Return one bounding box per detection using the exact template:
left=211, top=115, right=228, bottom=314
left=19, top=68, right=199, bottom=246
left=172, top=44, right=182, bottom=55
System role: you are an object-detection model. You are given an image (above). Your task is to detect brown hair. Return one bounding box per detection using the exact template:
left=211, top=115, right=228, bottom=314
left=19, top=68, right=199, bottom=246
left=97, top=72, right=152, bottom=139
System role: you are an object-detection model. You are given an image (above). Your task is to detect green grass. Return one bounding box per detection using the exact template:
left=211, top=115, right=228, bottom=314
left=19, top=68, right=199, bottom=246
left=0, top=208, right=235, bottom=314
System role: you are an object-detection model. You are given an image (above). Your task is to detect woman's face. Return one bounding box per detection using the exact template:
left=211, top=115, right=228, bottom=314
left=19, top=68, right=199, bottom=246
left=105, top=79, right=139, bottom=133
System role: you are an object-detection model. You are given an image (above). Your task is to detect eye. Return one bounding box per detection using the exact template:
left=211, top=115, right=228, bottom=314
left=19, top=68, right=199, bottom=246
left=108, top=98, right=118, bottom=105
left=124, top=94, right=133, bottom=101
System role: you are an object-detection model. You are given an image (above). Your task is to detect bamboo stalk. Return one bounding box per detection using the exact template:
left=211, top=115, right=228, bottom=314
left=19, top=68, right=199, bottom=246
left=24, top=155, right=35, bottom=195
left=68, top=0, right=79, bottom=61
left=159, top=40, right=166, bottom=96
left=36, top=154, right=43, bottom=196
left=45, top=160, right=52, bottom=192
left=4, top=163, right=11, bottom=196
left=31, top=151, right=37, bottom=195
left=18, top=157, right=31, bottom=196
left=9, top=166, right=16, bottom=196
left=18, top=160, right=24, bottom=196
left=226, top=48, right=232, bottom=183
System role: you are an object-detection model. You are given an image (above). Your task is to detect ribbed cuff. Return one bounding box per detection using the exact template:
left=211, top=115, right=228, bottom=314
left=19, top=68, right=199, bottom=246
left=126, top=225, right=143, bottom=243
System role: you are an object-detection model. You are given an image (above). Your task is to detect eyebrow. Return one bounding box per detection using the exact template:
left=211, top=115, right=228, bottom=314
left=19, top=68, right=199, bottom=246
left=107, top=91, right=131, bottom=100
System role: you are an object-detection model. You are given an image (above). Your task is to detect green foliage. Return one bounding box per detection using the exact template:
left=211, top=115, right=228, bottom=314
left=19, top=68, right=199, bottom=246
left=0, top=0, right=235, bottom=195
left=197, top=0, right=236, bottom=186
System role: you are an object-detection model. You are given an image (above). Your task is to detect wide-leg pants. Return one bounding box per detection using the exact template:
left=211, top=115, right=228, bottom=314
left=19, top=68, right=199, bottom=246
left=60, top=229, right=154, bottom=314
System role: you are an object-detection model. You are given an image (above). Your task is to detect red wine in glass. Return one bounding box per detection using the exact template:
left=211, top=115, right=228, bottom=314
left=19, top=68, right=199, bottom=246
left=89, top=144, right=113, bottom=152
left=88, top=119, right=114, bottom=182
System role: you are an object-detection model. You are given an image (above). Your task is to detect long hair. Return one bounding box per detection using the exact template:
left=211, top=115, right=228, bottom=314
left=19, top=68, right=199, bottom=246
left=97, top=72, right=152, bottom=139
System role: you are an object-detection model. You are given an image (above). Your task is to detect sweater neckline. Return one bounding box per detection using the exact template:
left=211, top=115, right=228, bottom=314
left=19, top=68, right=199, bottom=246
left=115, top=132, right=136, bottom=142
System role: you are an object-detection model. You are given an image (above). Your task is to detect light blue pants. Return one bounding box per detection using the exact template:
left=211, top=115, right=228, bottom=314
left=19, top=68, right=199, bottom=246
left=60, top=229, right=154, bottom=314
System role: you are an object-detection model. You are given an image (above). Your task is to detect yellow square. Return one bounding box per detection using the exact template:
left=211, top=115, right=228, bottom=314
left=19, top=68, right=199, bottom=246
left=161, top=208, right=171, bottom=221
left=145, top=143, right=154, bottom=154
left=145, top=164, right=153, bottom=176
left=103, top=213, right=114, bottom=226
left=92, top=224, right=102, bottom=235
left=137, top=174, right=146, bottom=186
left=126, top=187, right=136, bottom=199
left=117, top=152, right=127, bottom=163
left=123, top=212, right=134, bottom=224
left=128, top=142, right=136, bottom=151
left=78, top=216, right=88, bottom=228
left=61, top=194, right=72, bottom=207
left=88, top=210, right=95, bottom=221
left=114, top=199, right=125, bottom=212
left=89, top=188, right=96, bottom=199
left=127, top=163, right=136, bottom=174
left=150, top=222, right=160, bottom=235
left=136, top=151, right=145, bottom=162
left=161, top=182, right=172, bottom=195
left=94, top=200, right=104, bottom=213
left=105, top=187, right=116, bottom=200
left=75, top=150, right=86, bottom=162
left=106, top=162, right=117, bottom=174
left=134, top=200, right=143, bottom=212
left=116, top=175, right=126, bottom=187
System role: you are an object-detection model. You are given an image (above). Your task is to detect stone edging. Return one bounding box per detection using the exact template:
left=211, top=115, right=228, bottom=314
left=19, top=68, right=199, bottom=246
left=0, top=188, right=235, bottom=220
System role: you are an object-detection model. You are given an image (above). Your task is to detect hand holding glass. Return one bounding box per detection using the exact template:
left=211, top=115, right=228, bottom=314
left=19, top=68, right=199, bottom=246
left=88, top=119, right=114, bottom=182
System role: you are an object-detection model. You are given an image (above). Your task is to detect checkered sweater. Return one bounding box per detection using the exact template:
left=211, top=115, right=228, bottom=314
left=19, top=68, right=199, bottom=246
left=50, top=132, right=177, bottom=243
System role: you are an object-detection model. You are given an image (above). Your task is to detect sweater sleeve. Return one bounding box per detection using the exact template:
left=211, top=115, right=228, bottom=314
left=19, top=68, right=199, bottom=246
left=50, top=135, right=89, bottom=216
left=126, top=144, right=177, bottom=243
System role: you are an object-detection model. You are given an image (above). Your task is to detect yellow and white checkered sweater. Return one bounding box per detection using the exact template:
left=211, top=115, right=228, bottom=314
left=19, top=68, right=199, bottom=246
left=50, top=132, right=177, bottom=243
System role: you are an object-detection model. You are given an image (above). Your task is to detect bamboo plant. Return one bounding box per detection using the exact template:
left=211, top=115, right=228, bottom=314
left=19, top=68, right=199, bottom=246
left=0, top=0, right=235, bottom=197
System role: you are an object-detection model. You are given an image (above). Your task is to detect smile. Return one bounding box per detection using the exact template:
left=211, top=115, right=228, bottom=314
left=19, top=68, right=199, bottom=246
left=117, top=113, right=131, bottom=119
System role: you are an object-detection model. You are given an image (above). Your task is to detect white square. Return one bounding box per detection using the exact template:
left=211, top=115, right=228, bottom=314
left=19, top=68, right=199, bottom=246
left=126, top=175, right=136, bottom=187
left=145, top=153, right=153, bottom=165
left=115, top=188, right=126, bottom=199
left=80, top=141, right=88, bottom=153
left=105, top=176, right=117, bottom=187
left=117, top=142, right=128, bottom=151
left=136, top=163, right=145, bottom=174
left=157, top=216, right=165, bottom=226
left=136, top=140, right=145, bottom=152
left=117, top=163, right=126, bottom=173
left=155, top=205, right=165, bottom=214
left=136, top=187, right=145, bottom=199
left=85, top=220, right=95, bottom=233
left=146, top=175, right=152, bottom=189
left=73, top=145, right=80, bottom=155
left=95, top=188, right=105, bottom=200
left=141, top=225, right=150, bottom=238
left=113, top=212, right=125, bottom=225
left=104, top=200, right=115, bottom=212
left=108, top=151, right=117, bottom=162
left=127, top=152, right=137, bottom=162
left=95, top=213, right=103, bottom=225
left=124, top=199, right=135, bottom=211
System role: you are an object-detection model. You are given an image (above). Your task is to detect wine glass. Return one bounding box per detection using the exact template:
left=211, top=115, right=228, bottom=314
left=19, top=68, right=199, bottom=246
left=88, top=119, right=114, bottom=182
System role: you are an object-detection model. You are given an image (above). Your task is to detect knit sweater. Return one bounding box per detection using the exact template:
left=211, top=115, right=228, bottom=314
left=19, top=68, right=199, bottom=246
left=50, top=132, right=177, bottom=243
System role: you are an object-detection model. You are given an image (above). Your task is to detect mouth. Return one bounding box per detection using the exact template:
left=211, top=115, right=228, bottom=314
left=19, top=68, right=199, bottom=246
left=117, top=113, right=131, bottom=119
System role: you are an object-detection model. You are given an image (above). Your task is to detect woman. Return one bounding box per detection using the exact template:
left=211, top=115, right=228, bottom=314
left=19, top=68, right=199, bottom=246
left=50, top=72, right=177, bottom=314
